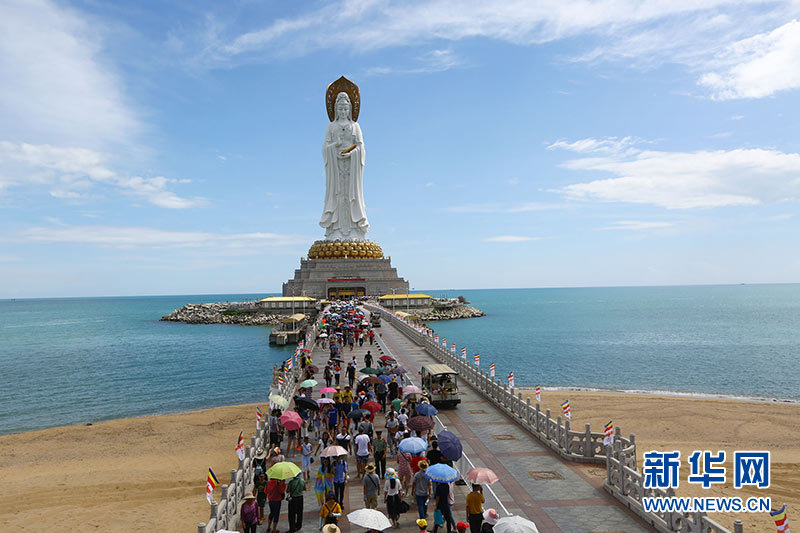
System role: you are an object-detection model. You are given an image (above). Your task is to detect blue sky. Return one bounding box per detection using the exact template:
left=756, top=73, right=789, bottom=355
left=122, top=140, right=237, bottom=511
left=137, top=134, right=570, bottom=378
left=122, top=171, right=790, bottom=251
left=2, top=0, right=800, bottom=298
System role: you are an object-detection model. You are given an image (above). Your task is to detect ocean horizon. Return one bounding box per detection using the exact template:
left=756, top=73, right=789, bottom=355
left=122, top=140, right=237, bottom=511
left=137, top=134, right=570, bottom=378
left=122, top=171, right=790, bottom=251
left=3, top=283, right=799, bottom=435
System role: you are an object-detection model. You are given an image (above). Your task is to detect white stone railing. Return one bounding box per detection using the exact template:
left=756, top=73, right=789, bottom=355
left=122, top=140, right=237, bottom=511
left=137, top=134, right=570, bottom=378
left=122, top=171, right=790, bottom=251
left=367, top=303, right=744, bottom=533
left=197, top=325, right=319, bottom=532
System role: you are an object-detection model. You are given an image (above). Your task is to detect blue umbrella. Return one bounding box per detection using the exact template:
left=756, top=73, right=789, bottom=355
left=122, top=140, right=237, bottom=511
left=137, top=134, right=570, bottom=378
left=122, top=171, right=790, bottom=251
left=425, top=463, right=459, bottom=483
left=397, top=437, right=428, bottom=454
left=415, top=403, right=438, bottom=416
left=437, top=430, right=463, bottom=461
left=379, top=375, right=393, bottom=384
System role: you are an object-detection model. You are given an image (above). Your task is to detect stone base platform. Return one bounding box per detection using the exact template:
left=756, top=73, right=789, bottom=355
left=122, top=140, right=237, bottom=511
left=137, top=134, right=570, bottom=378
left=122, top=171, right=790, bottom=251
left=282, top=256, right=409, bottom=298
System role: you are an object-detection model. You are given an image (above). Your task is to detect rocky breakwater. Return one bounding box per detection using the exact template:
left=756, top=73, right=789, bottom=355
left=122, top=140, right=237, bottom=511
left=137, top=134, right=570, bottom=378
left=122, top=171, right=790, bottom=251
left=415, top=305, right=485, bottom=321
left=160, top=303, right=285, bottom=326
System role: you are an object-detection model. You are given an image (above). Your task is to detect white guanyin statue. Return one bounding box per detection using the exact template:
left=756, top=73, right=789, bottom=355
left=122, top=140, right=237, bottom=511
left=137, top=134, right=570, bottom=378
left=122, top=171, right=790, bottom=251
left=319, top=85, right=370, bottom=241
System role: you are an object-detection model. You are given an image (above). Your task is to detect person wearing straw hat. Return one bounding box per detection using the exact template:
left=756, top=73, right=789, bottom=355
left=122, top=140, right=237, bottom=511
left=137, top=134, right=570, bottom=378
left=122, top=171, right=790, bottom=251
left=240, top=493, right=260, bottom=533
left=253, top=447, right=267, bottom=481
left=362, top=462, right=381, bottom=509
left=322, top=524, right=341, bottom=533
left=481, top=509, right=498, bottom=533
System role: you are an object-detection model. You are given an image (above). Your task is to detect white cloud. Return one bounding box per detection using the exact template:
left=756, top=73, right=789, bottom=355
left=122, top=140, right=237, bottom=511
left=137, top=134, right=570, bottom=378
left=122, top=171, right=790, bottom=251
left=482, top=235, right=540, bottom=242
left=699, top=19, right=800, bottom=99
left=552, top=139, right=800, bottom=209
left=444, top=202, right=567, bottom=213
left=730, top=114, right=745, bottom=120
left=0, top=0, right=139, bottom=149
left=365, top=48, right=463, bottom=75
left=0, top=142, right=206, bottom=209
left=15, top=225, right=309, bottom=249
left=768, top=213, right=794, bottom=221
left=547, top=136, right=642, bottom=155
left=597, top=220, right=674, bottom=230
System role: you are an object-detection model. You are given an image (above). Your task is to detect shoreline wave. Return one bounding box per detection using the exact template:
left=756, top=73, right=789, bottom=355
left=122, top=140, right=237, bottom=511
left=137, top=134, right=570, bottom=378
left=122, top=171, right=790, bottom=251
left=516, top=385, right=800, bottom=405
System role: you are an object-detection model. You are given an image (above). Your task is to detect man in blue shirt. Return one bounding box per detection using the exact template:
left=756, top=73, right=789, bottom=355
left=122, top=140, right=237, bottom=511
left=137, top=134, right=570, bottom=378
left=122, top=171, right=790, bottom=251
left=333, top=457, right=348, bottom=504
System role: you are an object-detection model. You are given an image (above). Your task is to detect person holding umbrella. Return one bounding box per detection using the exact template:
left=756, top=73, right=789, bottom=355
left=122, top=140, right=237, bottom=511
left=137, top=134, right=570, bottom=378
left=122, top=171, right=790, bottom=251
left=465, top=484, right=484, bottom=533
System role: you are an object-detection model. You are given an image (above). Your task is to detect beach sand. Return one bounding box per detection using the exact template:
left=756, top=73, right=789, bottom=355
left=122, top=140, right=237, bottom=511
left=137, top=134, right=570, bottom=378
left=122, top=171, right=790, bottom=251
left=522, top=391, right=800, bottom=532
left=1, top=394, right=797, bottom=531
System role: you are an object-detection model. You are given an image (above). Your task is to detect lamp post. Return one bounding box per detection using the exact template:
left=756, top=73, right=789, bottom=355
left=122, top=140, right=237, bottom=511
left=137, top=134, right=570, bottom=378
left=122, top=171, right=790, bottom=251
left=391, top=288, right=397, bottom=312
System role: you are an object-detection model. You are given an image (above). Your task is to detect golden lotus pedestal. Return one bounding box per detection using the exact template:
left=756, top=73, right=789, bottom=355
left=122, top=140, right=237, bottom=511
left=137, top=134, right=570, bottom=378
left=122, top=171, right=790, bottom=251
left=282, top=240, right=409, bottom=299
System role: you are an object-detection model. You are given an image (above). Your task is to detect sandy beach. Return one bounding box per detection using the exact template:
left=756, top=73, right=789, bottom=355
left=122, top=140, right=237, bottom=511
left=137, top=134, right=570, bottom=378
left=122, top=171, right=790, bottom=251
left=1, top=393, right=797, bottom=532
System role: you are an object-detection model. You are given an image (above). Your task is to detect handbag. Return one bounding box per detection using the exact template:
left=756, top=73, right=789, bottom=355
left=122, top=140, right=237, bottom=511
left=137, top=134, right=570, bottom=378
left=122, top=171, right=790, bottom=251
left=398, top=500, right=410, bottom=514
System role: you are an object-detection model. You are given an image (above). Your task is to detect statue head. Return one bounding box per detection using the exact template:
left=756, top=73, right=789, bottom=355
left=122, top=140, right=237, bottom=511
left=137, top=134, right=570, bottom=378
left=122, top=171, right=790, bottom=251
left=334, top=92, right=352, bottom=121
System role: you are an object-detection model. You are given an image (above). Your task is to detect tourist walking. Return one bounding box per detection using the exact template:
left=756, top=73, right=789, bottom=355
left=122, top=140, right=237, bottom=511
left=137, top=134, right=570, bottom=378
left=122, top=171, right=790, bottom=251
left=373, top=430, right=388, bottom=478
left=481, top=509, right=498, bottom=533
left=434, top=481, right=456, bottom=533
left=466, top=484, right=484, bottom=533
left=334, top=363, right=341, bottom=385
left=354, top=427, right=372, bottom=478
left=347, top=361, right=356, bottom=388
left=385, top=411, right=399, bottom=454
left=417, top=519, right=429, bottom=533
left=240, top=493, right=260, bottom=533
left=315, top=457, right=334, bottom=506
left=301, top=436, right=314, bottom=483
left=266, top=476, right=286, bottom=533
left=362, top=462, right=381, bottom=509
left=369, top=329, right=374, bottom=345
left=287, top=472, right=306, bottom=533
left=254, top=472, right=268, bottom=523
left=397, top=446, right=413, bottom=493
left=320, top=493, right=342, bottom=527
left=324, top=365, right=333, bottom=388
left=413, top=460, right=431, bottom=519
left=333, top=456, right=348, bottom=505
left=364, top=350, right=373, bottom=368
left=253, top=447, right=268, bottom=480
left=316, top=431, right=333, bottom=455
left=384, top=467, right=403, bottom=528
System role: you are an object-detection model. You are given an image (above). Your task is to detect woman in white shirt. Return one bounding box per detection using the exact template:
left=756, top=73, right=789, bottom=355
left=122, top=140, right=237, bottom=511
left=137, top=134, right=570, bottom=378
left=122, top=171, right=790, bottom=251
left=384, top=468, right=403, bottom=527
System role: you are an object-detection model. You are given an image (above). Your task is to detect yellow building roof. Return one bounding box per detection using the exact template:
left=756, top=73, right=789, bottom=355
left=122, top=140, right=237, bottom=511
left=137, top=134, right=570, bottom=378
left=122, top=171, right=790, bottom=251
left=378, top=293, right=432, bottom=300
left=260, top=296, right=316, bottom=302
left=282, top=313, right=308, bottom=322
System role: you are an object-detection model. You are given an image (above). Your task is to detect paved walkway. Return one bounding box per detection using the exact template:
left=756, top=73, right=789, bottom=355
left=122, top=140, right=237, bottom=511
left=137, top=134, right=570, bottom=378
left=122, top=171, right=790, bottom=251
left=255, top=317, right=653, bottom=533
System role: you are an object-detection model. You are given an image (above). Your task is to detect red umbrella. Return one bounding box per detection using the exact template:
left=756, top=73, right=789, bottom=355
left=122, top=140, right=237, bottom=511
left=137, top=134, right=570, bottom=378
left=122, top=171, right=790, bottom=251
left=407, top=415, right=434, bottom=432
left=280, top=411, right=302, bottom=430
left=362, top=401, right=381, bottom=413
left=379, top=355, right=395, bottom=363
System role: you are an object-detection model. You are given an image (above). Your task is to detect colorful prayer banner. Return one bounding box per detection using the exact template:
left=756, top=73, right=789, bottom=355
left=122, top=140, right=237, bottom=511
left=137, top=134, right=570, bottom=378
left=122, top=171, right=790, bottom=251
left=561, top=400, right=571, bottom=420
left=603, top=420, right=614, bottom=445
left=235, top=431, right=245, bottom=461
left=535, top=385, right=541, bottom=402
left=771, top=504, right=790, bottom=533
left=256, top=406, right=263, bottom=430
left=489, top=362, right=495, bottom=378
left=206, top=467, right=219, bottom=503
left=461, top=347, right=467, bottom=359
left=507, top=371, right=514, bottom=388
left=474, top=353, right=480, bottom=367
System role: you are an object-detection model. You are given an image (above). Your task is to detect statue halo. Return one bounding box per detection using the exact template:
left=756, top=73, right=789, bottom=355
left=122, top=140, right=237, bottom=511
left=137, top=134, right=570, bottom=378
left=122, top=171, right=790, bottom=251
left=326, top=76, right=360, bottom=122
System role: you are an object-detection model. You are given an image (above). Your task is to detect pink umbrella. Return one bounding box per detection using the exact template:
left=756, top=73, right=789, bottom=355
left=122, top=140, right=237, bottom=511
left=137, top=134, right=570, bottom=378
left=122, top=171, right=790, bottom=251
left=317, top=398, right=335, bottom=405
left=320, top=387, right=337, bottom=393
left=465, top=467, right=499, bottom=485
left=403, top=385, right=422, bottom=397
left=279, top=411, right=303, bottom=430
left=320, top=445, right=348, bottom=457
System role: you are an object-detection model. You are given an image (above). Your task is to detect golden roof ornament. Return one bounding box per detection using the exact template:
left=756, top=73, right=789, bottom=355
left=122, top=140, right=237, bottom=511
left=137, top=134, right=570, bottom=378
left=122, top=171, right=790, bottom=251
left=326, top=76, right=360, bottom=122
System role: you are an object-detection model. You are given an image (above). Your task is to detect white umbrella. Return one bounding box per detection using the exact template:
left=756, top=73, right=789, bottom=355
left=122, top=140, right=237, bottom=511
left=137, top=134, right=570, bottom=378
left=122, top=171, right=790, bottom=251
left=493, top=515, right=539, bottom=533
left=347, top=509, right=393, bottom=531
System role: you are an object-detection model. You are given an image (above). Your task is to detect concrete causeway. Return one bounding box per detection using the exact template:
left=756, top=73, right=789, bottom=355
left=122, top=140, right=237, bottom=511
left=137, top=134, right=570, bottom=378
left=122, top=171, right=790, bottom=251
left=252, top=317, right=653, bottom=533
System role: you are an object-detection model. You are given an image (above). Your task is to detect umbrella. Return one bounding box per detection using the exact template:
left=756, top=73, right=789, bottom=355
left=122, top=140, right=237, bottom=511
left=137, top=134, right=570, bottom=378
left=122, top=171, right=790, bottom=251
left=320, top=387, right=337, bottom=393
left=397, top=437, right=428, bottom=454
left=266, top=461, right=301, bottom=480
left=403, top=385, right=422, bottom=397
left=360, top=367, right=380, bottom=375
left=379, top=355, right=395, bottom=363
left=293, top=396, right=319, bottom=411
left=494, top=516, right=539, bottom=533
left=392, top=367, right=408, bottom=375
left=321, top=445, right=348, bottom=457
left=317, top=398, right=335, bottom=405
left=279, top=411, right=303, bottom=430
left=379, top=375, right=393, bottom=384
left=415, top=403, right=438, bottom=416
left=349, top=408, right=371, bottom=420
left=347, top=509, right=393, bottom=531
left=362, top=401, right=381, bottom=413
left=299, top=379, right=318, bottom=388
left=407, top=416, right=434, bottom=432
left=425, top=463, right=459, bottom=483
left=391, top=398, right=402, bottom=411
left=465, top=467, right=499, bottom=485
left=437, top=430, right=463, bottom=461
left=318, top=333, right=328, bottom=338
left=363, top=376, right=383, bottom=385
left=269, top=393, right=289, bottom=409
left=306, top=365, right=319, bottom=373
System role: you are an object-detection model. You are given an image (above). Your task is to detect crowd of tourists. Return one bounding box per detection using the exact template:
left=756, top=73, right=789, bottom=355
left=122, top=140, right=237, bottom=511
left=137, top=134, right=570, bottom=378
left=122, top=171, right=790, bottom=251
left=239, top=300, right=500, bottom=533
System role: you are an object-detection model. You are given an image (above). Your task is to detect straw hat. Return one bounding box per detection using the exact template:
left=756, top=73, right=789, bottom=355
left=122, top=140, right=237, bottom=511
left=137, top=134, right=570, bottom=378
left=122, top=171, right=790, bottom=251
left=385, top=467, right=398, bottom=479
left=366, top=463, right=376, bottom=472
left=255, top=447, right=267, bottom=459
left=243, top=494, right=257, bottom=501
left=483, top=509, right=499, bottom=525
left=418, top=460, right=429, bottom=469
left=416, top=519, right=428, bottom=528
left=322, top=525, right=341, bottom=533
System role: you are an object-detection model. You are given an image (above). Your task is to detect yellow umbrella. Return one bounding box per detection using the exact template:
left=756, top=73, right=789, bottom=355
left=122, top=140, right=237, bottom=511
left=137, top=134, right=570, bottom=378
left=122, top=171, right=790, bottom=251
left=267, top=461, right=301, bottom=480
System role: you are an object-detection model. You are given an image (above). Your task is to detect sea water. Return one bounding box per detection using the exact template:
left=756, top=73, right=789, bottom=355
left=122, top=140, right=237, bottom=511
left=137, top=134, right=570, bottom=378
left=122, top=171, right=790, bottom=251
left=2, top=285, right=799, bottom=435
